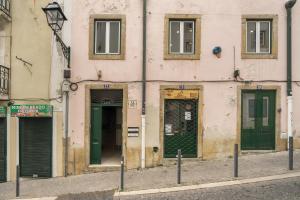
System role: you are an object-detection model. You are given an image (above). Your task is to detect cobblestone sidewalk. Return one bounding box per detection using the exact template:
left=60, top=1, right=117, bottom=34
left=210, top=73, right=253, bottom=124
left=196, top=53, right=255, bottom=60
left=1, top=150, right=299, bottom=200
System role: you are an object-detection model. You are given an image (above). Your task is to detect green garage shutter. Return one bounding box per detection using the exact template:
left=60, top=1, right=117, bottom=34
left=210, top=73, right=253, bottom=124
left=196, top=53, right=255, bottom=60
left=20, top=118, right=52, bottom=178
left=0, top=118, right=6, bottom=182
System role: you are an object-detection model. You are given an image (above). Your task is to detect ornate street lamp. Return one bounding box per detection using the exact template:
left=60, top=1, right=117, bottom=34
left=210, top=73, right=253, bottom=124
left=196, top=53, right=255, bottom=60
left=42, top=2, right=67, bottom=32
left=42, top=2, right=71, bottom=69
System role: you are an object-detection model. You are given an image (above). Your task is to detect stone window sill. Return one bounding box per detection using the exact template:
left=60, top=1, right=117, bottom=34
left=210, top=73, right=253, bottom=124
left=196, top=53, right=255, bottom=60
left=241, top=53, right=277, bottom=59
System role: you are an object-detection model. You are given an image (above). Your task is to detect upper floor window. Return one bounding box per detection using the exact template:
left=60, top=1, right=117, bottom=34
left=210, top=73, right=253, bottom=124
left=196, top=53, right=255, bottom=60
left=242, top=15, right=278, bottom=59
left=89, top=15, right=126, bottom=60
left=246, top=20, right=271, bottom=54
left=95, top=20, right=120, bottom=55
left=169, top=20, right=195, bottom=54
left=164, top=14, right=201, bottom=60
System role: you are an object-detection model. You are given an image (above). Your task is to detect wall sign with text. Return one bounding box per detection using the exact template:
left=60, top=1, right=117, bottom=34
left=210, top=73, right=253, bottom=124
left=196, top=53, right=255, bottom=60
left=11, top=105, right=53, bottom=117
left=128, top=100, right=137, bottom=109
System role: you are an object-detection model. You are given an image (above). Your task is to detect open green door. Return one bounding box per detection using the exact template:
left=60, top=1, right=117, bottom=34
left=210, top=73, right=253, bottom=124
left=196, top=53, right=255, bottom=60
left=241, top=90, right=276, bottom=150
left=90, top=104, right=102, bottom=164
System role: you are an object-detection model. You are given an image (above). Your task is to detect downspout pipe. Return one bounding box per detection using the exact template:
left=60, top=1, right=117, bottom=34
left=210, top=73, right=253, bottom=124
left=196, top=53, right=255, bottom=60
left=285, top=0, right=297, bottom=141
left=64, top=91, right=69, bottom=177
left=286, top=0, right=296, bottom=97
left=141, top=0, right=147, bottom=169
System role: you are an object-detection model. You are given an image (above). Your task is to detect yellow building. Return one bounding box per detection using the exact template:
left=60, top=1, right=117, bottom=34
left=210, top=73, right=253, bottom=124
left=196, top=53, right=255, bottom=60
left=0, top=0, right=65, bottom=182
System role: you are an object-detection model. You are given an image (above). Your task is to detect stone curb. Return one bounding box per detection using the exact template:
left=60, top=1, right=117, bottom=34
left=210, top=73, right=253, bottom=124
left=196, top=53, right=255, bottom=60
left=11, top=171, right=300, bottom=200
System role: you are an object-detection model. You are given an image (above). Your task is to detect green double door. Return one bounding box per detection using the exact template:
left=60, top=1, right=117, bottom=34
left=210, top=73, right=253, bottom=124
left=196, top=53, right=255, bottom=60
left=241, top=90, right=276, bottom=150
left=164, top=99, right=198, bottom=158
left=0, top=118, right=6, bottom=182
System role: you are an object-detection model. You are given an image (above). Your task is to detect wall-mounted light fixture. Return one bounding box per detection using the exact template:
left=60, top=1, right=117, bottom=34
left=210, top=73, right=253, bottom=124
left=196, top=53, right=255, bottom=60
left=42, top=2, right=71, bottom=69
left=213, top=46, right=222, bottom=58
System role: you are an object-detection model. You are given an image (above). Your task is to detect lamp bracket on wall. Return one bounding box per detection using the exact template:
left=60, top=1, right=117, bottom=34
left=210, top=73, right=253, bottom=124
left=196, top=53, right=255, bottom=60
left=54, top=32, right=71, bottom=68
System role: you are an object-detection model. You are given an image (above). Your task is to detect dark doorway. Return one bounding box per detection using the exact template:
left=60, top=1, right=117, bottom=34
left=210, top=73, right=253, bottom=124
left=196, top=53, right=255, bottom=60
left=90, top=89, right=123, bottom=165
left=102, top=106, right=122, bottom=165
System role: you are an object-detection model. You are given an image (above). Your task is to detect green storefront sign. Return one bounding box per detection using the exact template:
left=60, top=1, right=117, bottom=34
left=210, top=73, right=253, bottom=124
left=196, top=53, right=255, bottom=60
left=11, top=105, right=53, bottom=117
left=0, top=107, right=6, bottom=118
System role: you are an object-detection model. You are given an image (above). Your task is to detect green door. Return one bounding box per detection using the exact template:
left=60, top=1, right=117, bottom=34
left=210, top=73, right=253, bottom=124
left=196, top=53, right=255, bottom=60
left=90, top=104, right=102, bottom=164
left=20, top=118, right=52, bottom=178
left=164, top=99, right=198, bottom=158
left=0, top=118, right=6, bottom=182
left=241, top=90, right=276, bottom=150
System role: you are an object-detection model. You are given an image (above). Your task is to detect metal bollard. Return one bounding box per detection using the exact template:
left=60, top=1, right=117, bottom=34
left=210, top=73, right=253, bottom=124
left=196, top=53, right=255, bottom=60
left=289, top=137, right=293, bottom=170
left=16, top=165, right=20, bottom=197
left=234, top=144, right=238, bottom=178
left=120, top=156, right=124, bottom=191
left=177, top=149, right=182, bottom=184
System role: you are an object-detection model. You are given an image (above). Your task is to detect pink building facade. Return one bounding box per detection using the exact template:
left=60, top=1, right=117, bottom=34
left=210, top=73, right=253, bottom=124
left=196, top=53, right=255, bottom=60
left=67, top=0, right=300, bottom=174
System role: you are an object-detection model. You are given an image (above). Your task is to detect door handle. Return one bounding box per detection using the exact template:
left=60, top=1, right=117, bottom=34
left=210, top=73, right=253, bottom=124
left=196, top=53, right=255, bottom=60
left=181, top=122, right=185, bottom=128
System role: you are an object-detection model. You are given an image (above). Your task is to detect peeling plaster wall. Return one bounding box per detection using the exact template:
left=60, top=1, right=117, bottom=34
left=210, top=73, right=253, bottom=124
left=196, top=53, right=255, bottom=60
left=70, top=0, right=300, bottom=171
left=50, top=0, right=72, bottom=111
left=69, top=0, right=143, bottom=172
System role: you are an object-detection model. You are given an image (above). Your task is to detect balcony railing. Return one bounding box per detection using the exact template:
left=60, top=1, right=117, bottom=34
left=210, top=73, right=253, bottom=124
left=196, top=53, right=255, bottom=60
left=0, top=0, right=10, bottom=16
left=0, top=65, right=9, bottom=97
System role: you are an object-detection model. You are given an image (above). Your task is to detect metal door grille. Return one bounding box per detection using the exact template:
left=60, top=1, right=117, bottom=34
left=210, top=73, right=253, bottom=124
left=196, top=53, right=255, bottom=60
left=91, top=89, right=123, bottom=105
left=164, top=99, right=198, bottom=158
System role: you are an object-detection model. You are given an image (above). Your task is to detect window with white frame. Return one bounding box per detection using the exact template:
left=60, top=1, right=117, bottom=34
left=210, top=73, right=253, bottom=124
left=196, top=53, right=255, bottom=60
left=246, top=20, right=271, bottom=54
left=94, top=20, right=121, bottom=54
left=169, top=20, right=195, bottom=54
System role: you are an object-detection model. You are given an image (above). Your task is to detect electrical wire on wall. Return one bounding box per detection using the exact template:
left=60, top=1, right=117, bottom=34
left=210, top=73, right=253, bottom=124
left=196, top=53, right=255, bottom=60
left=66, top=44, right=300, bottom=91
left=9, top=68, right=300, bottom=101
left=65, top=78, right=300, bottom=92
left=71, top=78, right=300, bottom=84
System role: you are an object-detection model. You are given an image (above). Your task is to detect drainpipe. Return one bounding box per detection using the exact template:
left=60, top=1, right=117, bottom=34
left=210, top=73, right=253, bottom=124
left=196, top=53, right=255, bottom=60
left=141, top=0, right=147, bottom=169
left=64, top=91, right=69, bottom=177
left=285, top=0, right=297, bottom=143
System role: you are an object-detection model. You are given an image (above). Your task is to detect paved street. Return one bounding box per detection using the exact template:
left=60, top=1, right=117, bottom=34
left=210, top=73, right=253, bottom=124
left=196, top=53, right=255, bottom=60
left=1, top=151, right=300, bottom=199
left=55, top=176, right=300, bottom=200
left=117, top=177, right=300, bottom=200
